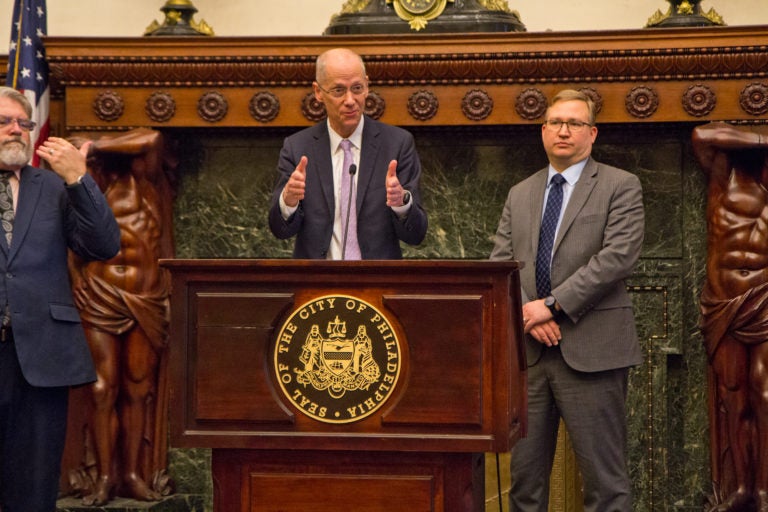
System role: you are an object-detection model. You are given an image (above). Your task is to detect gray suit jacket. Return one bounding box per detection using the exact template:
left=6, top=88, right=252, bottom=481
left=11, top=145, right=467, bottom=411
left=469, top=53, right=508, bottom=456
left=491, top=157, right=644, bottom=372
left=268, top=116, right=428, bottom=259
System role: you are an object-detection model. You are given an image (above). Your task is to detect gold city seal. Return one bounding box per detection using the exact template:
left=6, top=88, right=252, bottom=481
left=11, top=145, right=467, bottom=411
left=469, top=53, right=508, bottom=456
left=274, top=295, right=402, bottom=424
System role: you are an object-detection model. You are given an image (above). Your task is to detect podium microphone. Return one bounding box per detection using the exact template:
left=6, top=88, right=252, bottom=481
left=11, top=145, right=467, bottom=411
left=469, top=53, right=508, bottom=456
left=341, top=164, right=357, bottom=260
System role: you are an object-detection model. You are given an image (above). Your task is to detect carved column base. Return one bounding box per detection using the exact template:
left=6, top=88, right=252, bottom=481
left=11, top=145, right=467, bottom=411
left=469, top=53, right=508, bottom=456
left=56, top=494, right=206, bottom=511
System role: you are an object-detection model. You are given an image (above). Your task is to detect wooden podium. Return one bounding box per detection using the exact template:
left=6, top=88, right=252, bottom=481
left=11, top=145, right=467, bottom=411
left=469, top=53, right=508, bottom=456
left=161, top=259, right=526, bottom=512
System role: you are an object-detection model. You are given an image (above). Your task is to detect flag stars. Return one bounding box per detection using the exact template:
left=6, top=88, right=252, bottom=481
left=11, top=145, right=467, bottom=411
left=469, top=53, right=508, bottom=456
left=7, top=0, right=50, bottom=167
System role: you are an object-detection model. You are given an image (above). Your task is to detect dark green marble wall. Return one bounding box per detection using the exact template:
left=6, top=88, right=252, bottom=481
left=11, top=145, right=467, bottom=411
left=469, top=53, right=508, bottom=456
left=167, top=122, right=710, bottom=512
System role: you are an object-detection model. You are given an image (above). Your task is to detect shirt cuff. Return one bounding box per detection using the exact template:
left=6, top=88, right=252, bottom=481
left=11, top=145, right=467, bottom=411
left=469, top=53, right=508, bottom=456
left=279, top=188, right=298, bottom=219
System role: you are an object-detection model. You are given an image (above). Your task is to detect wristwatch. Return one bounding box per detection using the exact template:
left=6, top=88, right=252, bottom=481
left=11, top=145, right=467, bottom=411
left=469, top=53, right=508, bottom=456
left=402, top=190, right=411, bottom=206
left=544, top=296, right=563, bottom=322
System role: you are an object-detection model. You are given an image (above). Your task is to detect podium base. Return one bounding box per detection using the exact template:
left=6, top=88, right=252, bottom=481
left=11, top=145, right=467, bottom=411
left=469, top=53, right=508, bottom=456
left=213, top=449, right=484, bottom=512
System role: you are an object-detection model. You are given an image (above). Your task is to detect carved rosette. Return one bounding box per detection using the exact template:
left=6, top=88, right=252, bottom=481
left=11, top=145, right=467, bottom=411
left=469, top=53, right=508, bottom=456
left=461, top=89, right=494, bottom=121
left=682, top=84, right=716, bottom=117
left=92, top=90, right=125, bottom=122
left=578, top=87, right=603, bottom=116
left=364, top=91, right=386, bottom=120
left=145, top=91, right=176, bottom=123
left=301, top=92, right=327, bottom=122
left=625, top=86, right=659, bottom=119
left=197, top=91, right=228, bottom=123
left=249, top=91, right=280, bottom=123
left=407, top=90, right=439, bottom=121
left=515, top=88, right=547, bottom=121
left=739, top=83, right=768, bottom=116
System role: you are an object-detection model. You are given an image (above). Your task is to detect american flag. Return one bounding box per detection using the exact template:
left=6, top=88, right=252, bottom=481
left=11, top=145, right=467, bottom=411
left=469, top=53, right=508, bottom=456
left=6, top=0, right=49, bottom=166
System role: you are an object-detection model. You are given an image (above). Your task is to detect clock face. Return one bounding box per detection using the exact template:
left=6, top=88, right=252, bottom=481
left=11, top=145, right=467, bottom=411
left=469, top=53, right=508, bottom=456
left=399, top=0, right=437, bottom=15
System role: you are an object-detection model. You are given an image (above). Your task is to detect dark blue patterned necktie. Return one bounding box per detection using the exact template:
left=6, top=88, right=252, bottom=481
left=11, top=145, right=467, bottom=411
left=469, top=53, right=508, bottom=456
left=535, top=173, right=566, bottom=299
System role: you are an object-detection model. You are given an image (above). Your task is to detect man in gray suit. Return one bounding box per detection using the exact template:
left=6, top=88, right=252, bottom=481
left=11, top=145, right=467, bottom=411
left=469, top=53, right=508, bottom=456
left=491, top=89, right=644, bottom=512
left=268, top=48, right=427, bottom=259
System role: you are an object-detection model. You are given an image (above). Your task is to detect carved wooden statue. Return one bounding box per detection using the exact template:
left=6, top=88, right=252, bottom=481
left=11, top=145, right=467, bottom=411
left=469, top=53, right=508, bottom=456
left=64, top=128, right=176, bottom=505
left=694, top=122, right=768, bottom=512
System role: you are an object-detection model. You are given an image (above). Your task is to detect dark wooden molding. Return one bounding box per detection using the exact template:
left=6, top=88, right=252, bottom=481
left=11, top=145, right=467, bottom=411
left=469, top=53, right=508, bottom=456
left=42, top=26, right=768, bottom=130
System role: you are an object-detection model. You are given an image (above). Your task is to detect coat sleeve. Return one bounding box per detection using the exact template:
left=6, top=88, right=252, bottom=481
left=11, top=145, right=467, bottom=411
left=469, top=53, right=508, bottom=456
left=65, top=174, right=120, bottom=261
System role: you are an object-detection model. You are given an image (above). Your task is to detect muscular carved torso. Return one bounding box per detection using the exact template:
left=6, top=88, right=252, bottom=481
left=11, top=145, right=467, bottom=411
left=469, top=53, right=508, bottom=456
left=89, top=171, right=164, bottom=293
left=707, top=165, right=768, bottom=299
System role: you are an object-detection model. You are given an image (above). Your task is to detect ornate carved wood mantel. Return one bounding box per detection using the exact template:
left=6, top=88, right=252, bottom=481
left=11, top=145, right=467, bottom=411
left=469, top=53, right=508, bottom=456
left=42, top=25, right=768, bottom=134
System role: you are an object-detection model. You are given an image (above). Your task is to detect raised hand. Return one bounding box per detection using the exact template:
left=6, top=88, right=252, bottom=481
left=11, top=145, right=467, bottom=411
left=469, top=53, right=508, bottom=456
left=385, top=159, right=407, bottom=207
left=282, top=156, right=308, bottom=207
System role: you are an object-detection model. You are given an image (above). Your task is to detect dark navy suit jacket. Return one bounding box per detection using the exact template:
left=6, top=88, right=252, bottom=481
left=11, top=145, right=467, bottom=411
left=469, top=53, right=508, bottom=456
left=268, top=117, right=428, bottom=259
left=1, top=166, right=120, bottom=387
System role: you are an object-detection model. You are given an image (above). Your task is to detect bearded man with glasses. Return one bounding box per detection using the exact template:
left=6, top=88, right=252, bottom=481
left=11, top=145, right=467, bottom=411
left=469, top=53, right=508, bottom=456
left=0, top=86, right=120, bottom=511
left=491, top=89, right=645, bottom=512
left=268, top=48, right=428, bottom=260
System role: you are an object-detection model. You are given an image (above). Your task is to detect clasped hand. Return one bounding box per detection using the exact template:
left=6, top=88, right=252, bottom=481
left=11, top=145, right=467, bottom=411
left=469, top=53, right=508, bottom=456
left=522, top=299, right=562, bottom=347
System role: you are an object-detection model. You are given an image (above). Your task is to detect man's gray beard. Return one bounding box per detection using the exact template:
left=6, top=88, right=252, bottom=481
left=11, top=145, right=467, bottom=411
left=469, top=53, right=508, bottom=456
left=0, top=141, right=32, bottom=168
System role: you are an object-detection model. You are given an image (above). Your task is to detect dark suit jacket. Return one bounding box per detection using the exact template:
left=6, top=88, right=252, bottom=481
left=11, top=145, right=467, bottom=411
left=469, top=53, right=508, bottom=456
left=491, top=158, right=645, bottom=372
left=0, top=167, right=120, bottom=387
left=268, top=116, right=428, bottom=259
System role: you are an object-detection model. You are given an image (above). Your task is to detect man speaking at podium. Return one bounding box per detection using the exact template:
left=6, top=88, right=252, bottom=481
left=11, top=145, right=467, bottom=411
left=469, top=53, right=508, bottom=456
left=268, top=48, right=428, bottom=259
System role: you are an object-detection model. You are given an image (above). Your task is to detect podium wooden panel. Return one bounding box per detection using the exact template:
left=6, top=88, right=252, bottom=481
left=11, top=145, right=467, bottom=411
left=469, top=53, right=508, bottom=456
left=161, top=259, right=526, bottom=512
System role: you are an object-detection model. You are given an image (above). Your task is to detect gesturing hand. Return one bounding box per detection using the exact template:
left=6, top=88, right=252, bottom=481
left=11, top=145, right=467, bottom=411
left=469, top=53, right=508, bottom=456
left=37, top=137, right=91, bottom=185
left=385, top=160, right=407, bottom=207
left=283, top=156, right=308, bottom=207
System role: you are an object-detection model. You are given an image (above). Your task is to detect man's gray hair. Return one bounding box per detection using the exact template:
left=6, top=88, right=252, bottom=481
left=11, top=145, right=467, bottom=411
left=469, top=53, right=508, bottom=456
left=0, top=86, right=33, bottom=118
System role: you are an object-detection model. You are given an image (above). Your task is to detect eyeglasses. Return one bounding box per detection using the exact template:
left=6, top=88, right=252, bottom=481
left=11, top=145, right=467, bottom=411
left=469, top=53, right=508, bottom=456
left=0, top=115, right=36, bottom=132
left=544, top=119, right=592, bottom=132
left=317, top=83, right=367, bottom=98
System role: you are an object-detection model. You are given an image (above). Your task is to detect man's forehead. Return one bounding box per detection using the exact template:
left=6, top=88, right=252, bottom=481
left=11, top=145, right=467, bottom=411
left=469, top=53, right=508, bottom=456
left=548, top=100, right=589, bottom=118
left=0, top=98, right=27, bottom=115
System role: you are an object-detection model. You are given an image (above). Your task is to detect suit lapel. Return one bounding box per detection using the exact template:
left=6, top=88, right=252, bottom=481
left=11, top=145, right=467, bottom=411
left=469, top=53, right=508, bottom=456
left=310, top=124, right=335, bottom=215
left=8, top=165, right=43, bottom=263
left=530, top=168, right=549, bottom=258
left=554, top=158, right=598, bottom=252
left=357, top=117, right=380, bottom=209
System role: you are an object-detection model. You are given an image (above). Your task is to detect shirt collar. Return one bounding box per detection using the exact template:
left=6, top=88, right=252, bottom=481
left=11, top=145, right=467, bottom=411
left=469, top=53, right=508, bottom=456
left=0, top=169, right=21, bottom=180
left=328, top=117, right=365, bottom=153
left=548, top=157, right=588, bottom=186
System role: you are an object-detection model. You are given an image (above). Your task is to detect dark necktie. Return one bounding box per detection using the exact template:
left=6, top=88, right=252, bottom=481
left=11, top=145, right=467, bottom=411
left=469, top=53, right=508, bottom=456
left=0, top=171, right=15, bottom=248
left=535, top=173, right=566, bottom=299
left=0, top=171, right=14, bottom=327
